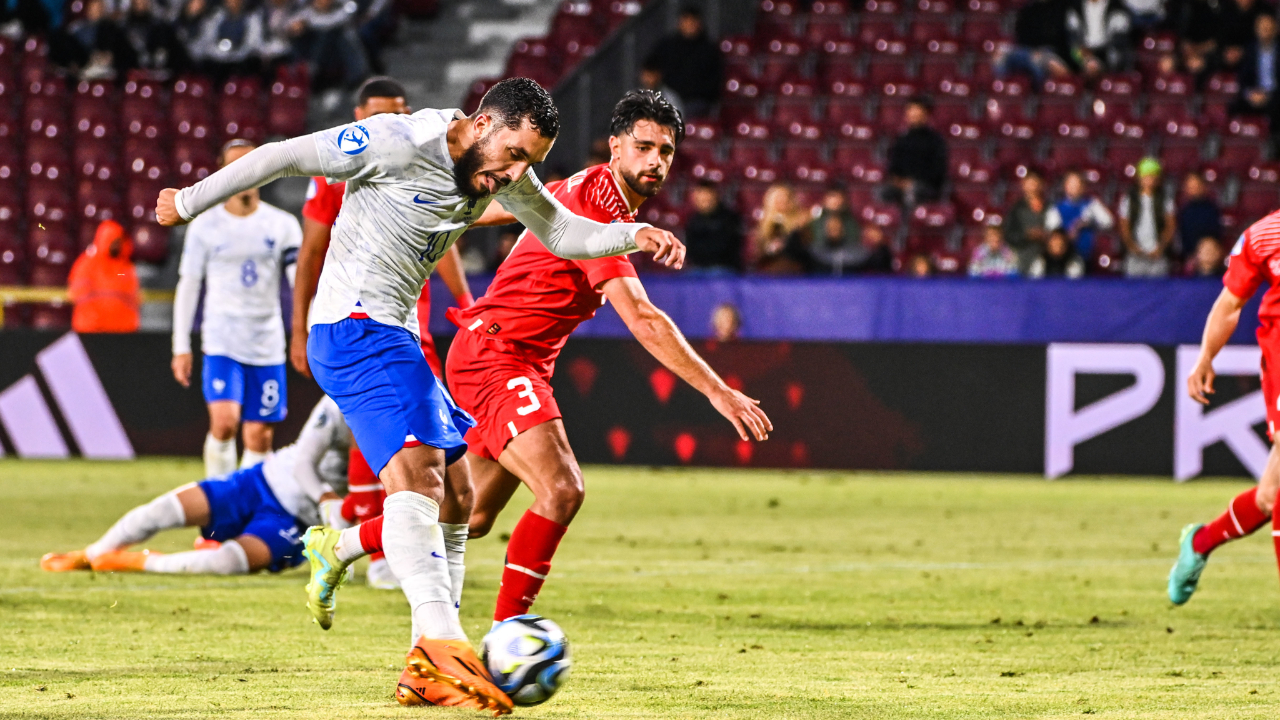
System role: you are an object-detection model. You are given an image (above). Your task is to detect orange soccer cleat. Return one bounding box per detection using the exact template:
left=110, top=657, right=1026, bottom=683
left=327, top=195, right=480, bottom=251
left=193, top=537, right=222, bottom=551
left=88, top=550, right=153, bottom=572
left=40, top=550, right=90, bottom=572
left=399, top=638, right=513, bottom=716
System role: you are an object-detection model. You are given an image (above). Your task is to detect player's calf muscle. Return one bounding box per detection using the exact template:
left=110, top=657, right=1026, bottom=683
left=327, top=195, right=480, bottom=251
left=380, top=445, right=448, bottom=499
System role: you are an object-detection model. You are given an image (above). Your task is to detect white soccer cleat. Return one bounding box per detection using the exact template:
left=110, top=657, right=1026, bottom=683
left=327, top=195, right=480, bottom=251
left=367, top=557, right=401, bottom=590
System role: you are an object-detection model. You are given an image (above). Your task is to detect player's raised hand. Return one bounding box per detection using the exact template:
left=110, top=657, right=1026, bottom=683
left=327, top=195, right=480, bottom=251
left=290, top=332, right=312, bottom=378
left=635, top=227, right=685, bottom=269
left=172, top=353, right=193, bottom=388
left=156, top=189, right=190, bottom=227
left=710, top=387, right=773, bottom=441
left=1187, top=358, right=1216, bottom=405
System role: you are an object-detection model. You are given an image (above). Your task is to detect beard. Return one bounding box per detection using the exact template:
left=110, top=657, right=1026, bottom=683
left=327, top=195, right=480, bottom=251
left=618, top=165, right=665, bottom=198
left=453, top=134, right=491, bottom=200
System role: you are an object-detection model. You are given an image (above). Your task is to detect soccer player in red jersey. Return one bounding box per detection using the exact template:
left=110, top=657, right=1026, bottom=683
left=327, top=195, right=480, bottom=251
left=291, top=76, right=475, bottom=592
left=1170, top=209, right=1280, bottom=604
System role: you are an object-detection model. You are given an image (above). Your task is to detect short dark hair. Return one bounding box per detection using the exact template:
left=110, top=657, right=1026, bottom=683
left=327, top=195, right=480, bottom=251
left=356, top=76, right=407, bottom=106
left=907, top=95, right=934, bottom=113
left=476, top=77, right=560, bottom=139
left=679, top=4, right=702, bottom=18
left=609, top=89, right=685, bottom=145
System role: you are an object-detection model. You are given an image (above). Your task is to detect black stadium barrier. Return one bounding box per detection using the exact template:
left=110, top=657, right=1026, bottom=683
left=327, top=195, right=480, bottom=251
left=0, top=331, right=1264, bottom=479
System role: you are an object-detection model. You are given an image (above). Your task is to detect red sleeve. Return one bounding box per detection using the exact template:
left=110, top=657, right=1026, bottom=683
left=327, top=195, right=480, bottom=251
left=301, top=177, right=342, bottom=225
left=1224, top=232, right=1264, bottom=300
left=577, top=255, right=639, bottom=288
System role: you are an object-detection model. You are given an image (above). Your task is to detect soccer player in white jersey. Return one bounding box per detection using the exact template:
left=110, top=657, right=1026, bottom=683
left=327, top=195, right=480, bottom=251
left=171, top=140, right=303, bottom=478
left=40, top=396, right=352, bottom=575
left=154, top=78, right=684, bottom=714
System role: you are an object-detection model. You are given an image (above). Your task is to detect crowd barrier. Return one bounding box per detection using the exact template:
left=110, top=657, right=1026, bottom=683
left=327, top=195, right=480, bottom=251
left=0, top=331, right=1262, bottom=478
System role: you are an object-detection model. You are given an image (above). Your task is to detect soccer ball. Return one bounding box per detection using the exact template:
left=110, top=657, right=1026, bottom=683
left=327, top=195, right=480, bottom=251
left=479, top=615, right=571, bottom=706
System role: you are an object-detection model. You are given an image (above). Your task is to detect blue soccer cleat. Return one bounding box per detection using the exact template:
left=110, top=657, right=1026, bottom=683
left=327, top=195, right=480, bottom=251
left=1168, top=523, right=1208, bottom=606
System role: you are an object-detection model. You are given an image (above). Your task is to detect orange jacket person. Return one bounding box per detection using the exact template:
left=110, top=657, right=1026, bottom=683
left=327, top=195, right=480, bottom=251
left=67, top=220, right=140, bottom=333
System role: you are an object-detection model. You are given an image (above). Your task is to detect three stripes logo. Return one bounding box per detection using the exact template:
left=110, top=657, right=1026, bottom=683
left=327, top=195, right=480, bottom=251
left=0, top=333, right=134, bottom=459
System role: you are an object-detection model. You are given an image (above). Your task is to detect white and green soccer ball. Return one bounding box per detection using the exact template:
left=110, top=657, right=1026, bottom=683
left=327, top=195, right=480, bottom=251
left=480, top=615, right=571, bottom=706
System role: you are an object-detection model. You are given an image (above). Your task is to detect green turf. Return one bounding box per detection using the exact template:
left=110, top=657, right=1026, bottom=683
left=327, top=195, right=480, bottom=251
left=1, top=460, right=1279, bottom=718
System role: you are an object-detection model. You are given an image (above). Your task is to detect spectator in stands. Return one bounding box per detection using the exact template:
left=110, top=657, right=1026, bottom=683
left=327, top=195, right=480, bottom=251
left=1045, top=170, right=1114, bottom=262
left=639, top=60, right=686, bottom=119
left=1217, top=0, right=1273, bottom=69
left=1190, top=236, right=1227, bottom=276
left=1233, top=13, right=1280, bottom=131
left=120, top=0, right=190, bottom=76
left=711, top=302, right=742, bottom=342
left=189, top=0, right=264, bottom=82
left=1118, top=158, right=1177, bottom=277
left=968, top=225, right=1021, bottom=277
left=805, top=188, right=860, bottom=275
left=1177, top=171, right=1222, bottom=251
left=907, top=254, right=934, bottom=277
left=995, top=0, right=1073, bottom=86
left=355, top=0, right=395, bottom=74
left=586, top=138, right=611, bottom=168
left=1124, top=0, right=1166, bottom=30
left=1028, top=228, right=1087, bottom=277
left=261, top=0, right=300, bottom=67
left=291, top=0, right=371, bottom=93
left=67, top=220, right=140, bottom=333
left=1176, top=0, right=1220, bottom=76
left=683, top=181, right=743, bottom=273
left=751, top=184, right=810, bottom=274
left=1066, top=0, right=1133, bottom=78
left=642, top=5, right=722, bottom=119
left=494, top=228, right=521, bottom=268
left=885, top=97, right=948, bottom=206
left=1004, top=171, right=1051, bottom=273
left=66, top=0, right=131, bottom=77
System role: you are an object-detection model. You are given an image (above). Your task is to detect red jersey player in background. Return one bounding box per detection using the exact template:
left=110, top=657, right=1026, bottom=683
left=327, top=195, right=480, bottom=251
left=291, top=76, right=475, bottom=592
left=1170, top=209, right=1280, bottom=604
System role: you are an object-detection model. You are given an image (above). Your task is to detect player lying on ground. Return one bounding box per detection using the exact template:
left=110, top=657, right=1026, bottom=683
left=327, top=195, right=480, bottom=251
left=40, top=397, right=352, bottom=575
left=1171, top=208, right=1280, bottom=604
left=171, top=140, right=303, bottom=478
left=312, top=90, right=772, bottom=627
left=290, top=75, right=476, bottom=592
left=155, top=77, right=684, bottom=714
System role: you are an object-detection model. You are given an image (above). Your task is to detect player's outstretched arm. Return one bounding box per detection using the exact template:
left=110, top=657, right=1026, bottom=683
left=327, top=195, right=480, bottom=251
left=1188, top=287, right=1248, bottom=405
left=290, top=217, right=332, bottom=377
left=156, top=136, right=327, bottom=226
left=603, top=276, right=771, bottom=441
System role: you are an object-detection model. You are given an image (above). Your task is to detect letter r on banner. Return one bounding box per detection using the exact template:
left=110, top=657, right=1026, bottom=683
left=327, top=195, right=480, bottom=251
left=1045, top=344, right=1165, bottom=478
left=1174, top=345, right=1267, bottom=481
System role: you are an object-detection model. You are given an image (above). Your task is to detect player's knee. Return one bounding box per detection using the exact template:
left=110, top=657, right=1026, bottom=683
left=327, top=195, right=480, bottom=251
left=541, top=474, right=584, bottom=522
left=468, top=511, right=496, bottom=539
left=241, top=423, right=273, bottom=452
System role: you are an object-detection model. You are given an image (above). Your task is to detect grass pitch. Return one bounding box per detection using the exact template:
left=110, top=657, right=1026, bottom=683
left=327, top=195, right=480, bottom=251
left=1, top=461, right=1280, bottom=719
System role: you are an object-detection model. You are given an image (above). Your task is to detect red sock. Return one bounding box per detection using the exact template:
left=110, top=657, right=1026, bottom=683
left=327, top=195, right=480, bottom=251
left=494, top=511, right=567, bottom=622
left=358, top=515, right=384, bottom=555
left=345, top=445, right=386, bottom=560
left=1193, top=487, right=1271, bottom=555
left=1273, top=512, right=1280, bottom=585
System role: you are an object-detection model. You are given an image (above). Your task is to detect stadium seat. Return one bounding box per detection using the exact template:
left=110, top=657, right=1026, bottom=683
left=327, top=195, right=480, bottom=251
left=1144, top=98, right=1192, bottom=132
left=946, top=122, right=986, bottom=166
left=804, top=1, right=851, bottom=46
left=131, top=222, right=170, bottom=264
left=505, top=39, right=559, bottom=89
left=1161, top=139, right=1203, bottom=176
left=74, top=138, right=118, bottom=181
left=77, top=181, right=123, bottom=231
left=909, top=16, right=956, bottom=46
left=122, top=77, right=166, bottom=128
left=865, top=43, right=912, bottom=87
left=720, top=78, right=763, bottom=128
left=220, top=77, right=265, bottom=143
left=817, top=57, right=862, bottom=95
left=1102, top=138, right=1146, bottom=178
left=269, top=78, right=308, bottom=137
left=28, top=226, right=74, bottom=287
left=0, top=235, right=23, bottom=285
left=719, top=36, right=757, bottom=79
left=20, top=36, right=49, bottom=84
left=931, top=97, right=972, bottom=126
left=1149, top=72, right=1192, bottom=97
left=951, top=182, right=993, bottom=213
left=857, top=15, right=901, bottom=45
left=858, top=202, right=903, bottom=239
left=771, top=80, right=816, bottom=130
left=983, top=95, right=1030, bottom=127
left=1036, top=96, right=1080, bottom=129
left=1219, top=120, right=1267, bottom=167
left=1095, top=72, right=1142, bottom=103
left=462, top=78, right=498, bottom=114
left=779, top=136, right=825, bottom=167
left=1235, top=183, right=1280, bottom=218
left=757, top=39, right=804, bottom=89
left=603, top=0, right=641, bottom=31
left=126, top=181, right=167, bottom=224
left=1205, top=72, right=1240, bottom=103
left=959, top=16, right=1007, bottom=50
left=919, top=56, right=964, bottom=88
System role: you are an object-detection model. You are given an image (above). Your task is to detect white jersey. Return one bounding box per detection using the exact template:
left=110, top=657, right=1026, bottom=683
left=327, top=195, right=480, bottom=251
left=260, top=395, right=352, bottom=526
left=176, top=202, right=302, bottom=365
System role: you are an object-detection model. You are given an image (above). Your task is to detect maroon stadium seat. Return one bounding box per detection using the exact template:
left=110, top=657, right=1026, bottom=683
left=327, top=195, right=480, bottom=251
left=757, top=39, right=804, bottom=90
left=131, top=222, right=170, bottom=264
left=720, top=78, right=763, bottom=128
left=857, top=15, right=901, bottom=45
left=505, top=39, right=559, bottom=89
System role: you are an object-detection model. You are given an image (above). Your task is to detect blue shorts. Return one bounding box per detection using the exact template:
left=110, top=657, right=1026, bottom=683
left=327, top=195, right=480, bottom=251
left=197, top=464, right=305, bottom=572
left=308, top=317, right=475, bottom=477
left=202, top=355, right=288, bottom=423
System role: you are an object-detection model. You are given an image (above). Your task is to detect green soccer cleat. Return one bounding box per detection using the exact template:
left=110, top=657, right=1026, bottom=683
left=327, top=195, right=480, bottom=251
left=1168, top=523, right=1208, bottom=606
left=302, top=525, right=350, bottom=630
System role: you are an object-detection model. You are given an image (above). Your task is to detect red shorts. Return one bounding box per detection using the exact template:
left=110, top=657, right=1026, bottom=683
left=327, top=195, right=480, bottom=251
left=445, top=329, right=560, bottom=462
left=1261, top=322, right=1280, bottom=440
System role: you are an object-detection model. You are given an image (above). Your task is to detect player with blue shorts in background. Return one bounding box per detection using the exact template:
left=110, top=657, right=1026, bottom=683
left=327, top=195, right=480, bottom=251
left=171, top=139, right=303, bottom=479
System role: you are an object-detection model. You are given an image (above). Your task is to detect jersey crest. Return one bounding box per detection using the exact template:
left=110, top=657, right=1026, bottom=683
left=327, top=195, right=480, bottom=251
left=337, top=125, right=370, bottom=156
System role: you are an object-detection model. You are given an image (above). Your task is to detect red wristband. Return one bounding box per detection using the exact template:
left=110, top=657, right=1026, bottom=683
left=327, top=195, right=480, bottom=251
left=455, top=291, right=475, bottom=309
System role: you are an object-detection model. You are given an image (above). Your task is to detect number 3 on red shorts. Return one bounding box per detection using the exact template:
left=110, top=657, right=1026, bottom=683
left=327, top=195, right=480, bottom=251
left=508, top=377, right=542, bottom=416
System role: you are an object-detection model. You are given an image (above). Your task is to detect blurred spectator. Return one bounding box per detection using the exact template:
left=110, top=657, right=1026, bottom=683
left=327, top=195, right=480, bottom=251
left=642, top=5, right=722, bottom=119
left=586, top=138, right=611, bottom=168
left=291, top=0, right=370, bottom=92
left=120, top=0, right=190, bottom=75
left=711, top=302, right=742, bottom=342
left=1232, top=14, right=1280, bottom=131
left=1045, top=170, right=1114, bottom=261
left=1066, top=0, right=1133, bottom=78
left=968, top=225, right=1021, bottom=277
left=1176, top=171, right=1222, bottom=251
left=994, top=0, right=1073, bottom=86
left=261, top=0, right=299, bottom=66
left=885, top=98, right=948, bottom=205
left=807, top=188, right=892, bottom=275
left=1217, top=0, right=1273, bottom=69
left=1118, top=157, right=1177, bottom=277
left=853, top=227, right=894, bottom=274
left=1190, top=236, right=1227, bottom=276
left=66, top=0, right=132, bottom=77
left=355, top=0, right=396, bottom=74
left=639, top=60, right=686, bottom=119
left=1176, top=0, right=1220, bottom=76
left=908, top=254, right=934, bottom=277
left=684, top=181, right=743, bottom=273
left=751, top=184, right=810, bottom=274
left=1004, top=172, right=1051, bottom=273
left=68, top=220, right=140, bottom=333
left=1124, top=0, right=1166, bottom=30
left=1028, top=229, right=1087, bottom=277
left=190, top=0, right=264, bottom=82
left=494, top=227, right=521, bottom=268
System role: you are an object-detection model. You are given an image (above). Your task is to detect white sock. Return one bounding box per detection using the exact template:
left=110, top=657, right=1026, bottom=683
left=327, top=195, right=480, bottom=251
left=144, top=539, right=250, bottom=574
left=239, top=449, right=268, bottom=469
left=382, top=492, right=465, bottom=642
left=440, top=522, right=467, bottom=611
left=334, top=525, right=367, bottom=563
left=203, top=434, right=237, bottom=477
left=85, top=491, right=186, bottom=560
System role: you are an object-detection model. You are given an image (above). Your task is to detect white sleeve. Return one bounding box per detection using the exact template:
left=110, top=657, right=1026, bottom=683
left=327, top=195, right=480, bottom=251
left=172, top=228, right=206, bottom=355
left=175, top=135, right=325, bottom=220
left=291, top=402, right=340, bottom=503
left=311, top=112, right=421, bottom=183
left=1044, top=207, right=1063, bottom=231
left=1090, top=198, right=1115, bottom=229
left=281, top=215, right=302, bottom=287
left=496, top=171, right=648, bottom=260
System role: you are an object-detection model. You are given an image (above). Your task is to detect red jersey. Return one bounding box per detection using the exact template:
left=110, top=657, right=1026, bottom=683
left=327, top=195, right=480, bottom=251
left=1225, top=209, right=1280, bottom=321
left=447, top=163, right=638, bottom=367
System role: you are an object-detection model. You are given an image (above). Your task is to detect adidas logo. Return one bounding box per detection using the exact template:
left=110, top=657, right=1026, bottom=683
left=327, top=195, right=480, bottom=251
left=0, top=332, right=134, bottom=460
